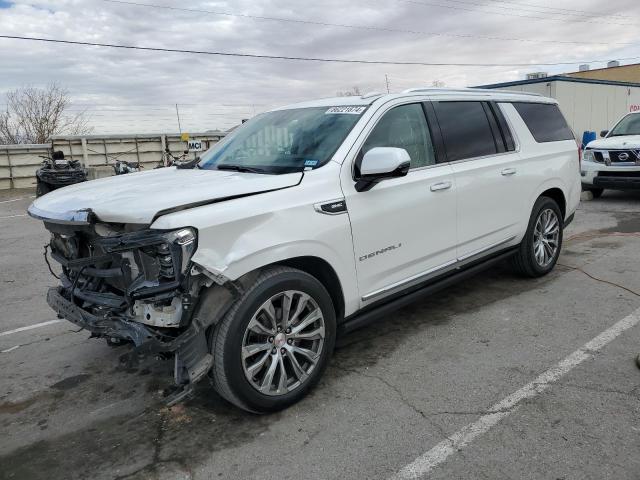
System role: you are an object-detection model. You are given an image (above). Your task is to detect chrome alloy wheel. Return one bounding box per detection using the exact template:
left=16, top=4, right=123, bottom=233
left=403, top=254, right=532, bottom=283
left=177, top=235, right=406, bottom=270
left=533, top=208, right=560, bottom=267
left=241, top=290, right=325, bottom=396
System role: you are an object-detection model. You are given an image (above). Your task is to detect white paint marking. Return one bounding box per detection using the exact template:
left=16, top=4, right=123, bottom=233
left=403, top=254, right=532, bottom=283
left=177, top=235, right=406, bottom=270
left=0, top=195, right=34, bottom=204
left=0, top=319, right=61, bottom=337
left=0, top=214, right=28, bottom=219
left=391, top=307, right=640, bottom=480
left=1, top=345, right=20, bottom=353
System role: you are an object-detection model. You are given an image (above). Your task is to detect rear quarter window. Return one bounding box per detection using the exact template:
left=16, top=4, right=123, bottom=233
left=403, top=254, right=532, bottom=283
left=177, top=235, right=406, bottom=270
left=512, top=102, right=574, bottom=143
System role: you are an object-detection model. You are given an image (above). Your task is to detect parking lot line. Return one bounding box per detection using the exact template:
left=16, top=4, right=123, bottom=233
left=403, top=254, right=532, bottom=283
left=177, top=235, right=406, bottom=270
left=0, top=214, right=28, bottom=219
left=390, top=306, right=640, bottom=480
left=0, top=319, right=61, bottom=337
left=0, top=195, right=34, bottom=204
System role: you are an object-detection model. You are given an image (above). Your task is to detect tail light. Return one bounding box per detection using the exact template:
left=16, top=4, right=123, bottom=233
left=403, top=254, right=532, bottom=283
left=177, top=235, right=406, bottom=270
left=575, top=136, right=582, bottom=170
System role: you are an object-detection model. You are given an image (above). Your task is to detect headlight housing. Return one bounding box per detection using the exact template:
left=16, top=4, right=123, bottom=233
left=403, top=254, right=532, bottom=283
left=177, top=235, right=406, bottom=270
left=158, top=228, right=197, bottom=277
left=582, top=149, right=595, bottom=163
left=96, top=226, right=198, bottom=300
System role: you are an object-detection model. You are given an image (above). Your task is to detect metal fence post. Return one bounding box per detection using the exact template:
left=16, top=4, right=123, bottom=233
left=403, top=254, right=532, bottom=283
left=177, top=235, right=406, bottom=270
left=81, top=138, right=89, bottom=167
left=5, top=147, right=14, bottom=190
left=134, top=138, right=140, bottom=165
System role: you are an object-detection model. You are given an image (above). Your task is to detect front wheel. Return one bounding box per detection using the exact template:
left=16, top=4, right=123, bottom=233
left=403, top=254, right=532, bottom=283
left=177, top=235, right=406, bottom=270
left=210, top=266, right=336, bottom=413
left=582, top=184, right=604, bottom=198
left=511, top=196, right=563, bottom=277
left=588, top=188, right=604, bottom=199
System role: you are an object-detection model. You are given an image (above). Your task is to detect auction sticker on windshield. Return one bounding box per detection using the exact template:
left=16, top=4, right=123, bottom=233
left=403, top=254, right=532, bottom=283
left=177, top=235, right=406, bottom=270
left=325, top=106, right=367, bottom=114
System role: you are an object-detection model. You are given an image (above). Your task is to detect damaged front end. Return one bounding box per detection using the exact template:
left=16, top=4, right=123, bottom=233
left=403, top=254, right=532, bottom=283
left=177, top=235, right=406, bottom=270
left=31, top=207, right=224, bottom=404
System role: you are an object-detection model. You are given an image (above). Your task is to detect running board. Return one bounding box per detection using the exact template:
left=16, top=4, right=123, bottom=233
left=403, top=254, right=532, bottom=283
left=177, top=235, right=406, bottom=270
left=338, top=247, right=517, bottom=335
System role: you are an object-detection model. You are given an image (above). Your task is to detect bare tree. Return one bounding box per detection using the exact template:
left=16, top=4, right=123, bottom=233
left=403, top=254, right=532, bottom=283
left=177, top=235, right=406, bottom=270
left=335, top=86, right=362, bottom=97
left=0, top=84, right=93, bottom=144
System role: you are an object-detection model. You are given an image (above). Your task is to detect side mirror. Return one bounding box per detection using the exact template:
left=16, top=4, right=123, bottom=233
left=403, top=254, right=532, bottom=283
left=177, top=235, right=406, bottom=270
left=355, top=147, right=411, bottom=192
left=600, top=130, right=609, bottom=138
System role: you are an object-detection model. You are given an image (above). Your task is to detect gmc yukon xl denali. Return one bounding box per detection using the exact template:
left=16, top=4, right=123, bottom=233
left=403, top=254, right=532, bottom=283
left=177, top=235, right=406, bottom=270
left=28, top=88, right=581, bottom=412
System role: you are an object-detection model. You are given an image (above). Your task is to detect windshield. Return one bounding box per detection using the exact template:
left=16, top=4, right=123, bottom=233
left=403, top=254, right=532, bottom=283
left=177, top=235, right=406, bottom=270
left=198, top=106, right=366, bottom=173
left=609, top=113, right=640, bottom=137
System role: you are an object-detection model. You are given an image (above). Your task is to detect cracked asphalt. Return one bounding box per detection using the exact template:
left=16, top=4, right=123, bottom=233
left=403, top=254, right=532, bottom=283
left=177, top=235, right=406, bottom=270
left=1, top=188, right=639, bottom=480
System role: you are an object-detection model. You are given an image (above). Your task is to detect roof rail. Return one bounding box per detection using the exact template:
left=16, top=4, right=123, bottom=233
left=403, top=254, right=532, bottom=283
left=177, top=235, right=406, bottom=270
left=401, top=87, right=542, bottom=97
left=361, top=91, right=383, bottom=99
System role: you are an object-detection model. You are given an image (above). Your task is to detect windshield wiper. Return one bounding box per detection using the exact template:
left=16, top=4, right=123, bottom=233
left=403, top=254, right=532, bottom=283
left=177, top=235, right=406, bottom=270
left=216, top=164, right=268, bottom=174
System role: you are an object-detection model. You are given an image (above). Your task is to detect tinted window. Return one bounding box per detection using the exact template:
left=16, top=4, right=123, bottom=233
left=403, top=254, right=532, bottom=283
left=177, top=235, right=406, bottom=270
left=362, top=103, right=435, bottom=168
left=433, top=101, right=497, bottom=161
left=512, top=102, right=574, bottom=143
left=609, top=113, right=640, bottom=136
left=491, top=102, right=516, bottom=152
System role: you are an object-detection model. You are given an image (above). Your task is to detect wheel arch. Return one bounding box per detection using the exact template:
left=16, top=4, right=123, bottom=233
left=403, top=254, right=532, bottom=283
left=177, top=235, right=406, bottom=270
left=272, top=256, right=346, bottom=322
left=539, top=187, right=566, bottom=219
left=530, top=180, right=567, bottom=221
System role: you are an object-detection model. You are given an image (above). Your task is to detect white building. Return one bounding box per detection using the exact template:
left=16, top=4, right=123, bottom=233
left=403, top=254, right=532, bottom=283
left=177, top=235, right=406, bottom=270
left=476, top=76, right=640, bottom=140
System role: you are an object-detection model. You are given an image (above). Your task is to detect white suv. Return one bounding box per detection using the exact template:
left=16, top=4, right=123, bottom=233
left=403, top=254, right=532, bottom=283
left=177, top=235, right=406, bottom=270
left=28, top=88, right=581, bottom=412
left=581, top=111, right=640, bottom=197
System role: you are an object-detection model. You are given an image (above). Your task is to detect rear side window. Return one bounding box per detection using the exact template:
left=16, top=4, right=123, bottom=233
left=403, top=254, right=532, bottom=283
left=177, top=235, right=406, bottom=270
left=432, top=101, right=497, bottom=162
left=512, top=102, right=574, bottom=143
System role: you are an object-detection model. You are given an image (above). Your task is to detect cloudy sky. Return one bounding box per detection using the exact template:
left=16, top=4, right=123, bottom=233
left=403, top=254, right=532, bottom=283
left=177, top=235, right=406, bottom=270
left=1, top=0, right=639, bottom=134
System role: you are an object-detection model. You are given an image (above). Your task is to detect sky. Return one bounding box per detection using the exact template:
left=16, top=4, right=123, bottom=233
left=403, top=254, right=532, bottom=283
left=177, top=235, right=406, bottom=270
left=1, top=0, right=639, bottom=134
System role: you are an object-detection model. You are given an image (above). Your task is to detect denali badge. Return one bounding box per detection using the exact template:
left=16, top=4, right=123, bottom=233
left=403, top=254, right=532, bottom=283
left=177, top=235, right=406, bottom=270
left=359, top=243, right=402, bottom=261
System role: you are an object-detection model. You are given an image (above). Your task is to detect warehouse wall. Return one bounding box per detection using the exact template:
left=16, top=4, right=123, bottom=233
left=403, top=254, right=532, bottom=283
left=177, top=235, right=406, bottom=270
left=0, top=132, right=225, bottom=190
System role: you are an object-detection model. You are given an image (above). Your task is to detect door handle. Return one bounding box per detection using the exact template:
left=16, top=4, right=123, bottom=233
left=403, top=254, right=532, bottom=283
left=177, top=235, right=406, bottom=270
left=501, top=168, right=517, bottom=176
left=430, top=181, right=452, bottom=192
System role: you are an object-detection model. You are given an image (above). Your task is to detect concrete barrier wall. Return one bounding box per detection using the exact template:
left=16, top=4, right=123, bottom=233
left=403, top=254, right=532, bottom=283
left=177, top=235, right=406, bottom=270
left=0, top=144, right=51, bottom=189
left=0, top=132, right=226, bottom=190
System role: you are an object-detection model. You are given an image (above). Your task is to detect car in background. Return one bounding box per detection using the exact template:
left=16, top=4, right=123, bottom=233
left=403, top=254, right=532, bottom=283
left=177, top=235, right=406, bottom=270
left=28, top=88, right=580, bottom=412
left=581, top=112, right=640, bottom=197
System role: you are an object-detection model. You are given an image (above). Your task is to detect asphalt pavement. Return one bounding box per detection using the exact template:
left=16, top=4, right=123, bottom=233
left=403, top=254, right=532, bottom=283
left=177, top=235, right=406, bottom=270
left=0, top=188, right=639, bottom=480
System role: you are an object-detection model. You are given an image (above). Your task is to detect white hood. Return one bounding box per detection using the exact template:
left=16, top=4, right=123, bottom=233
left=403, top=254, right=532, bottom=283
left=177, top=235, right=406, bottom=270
left=587, top=135, right=640, bottom=150
left=29, top=167, right=303, bottom=224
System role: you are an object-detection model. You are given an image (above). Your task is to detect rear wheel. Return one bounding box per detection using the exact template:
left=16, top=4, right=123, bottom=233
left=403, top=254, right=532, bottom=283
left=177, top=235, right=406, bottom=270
left=511, top=196, right=563, bottom=277
left=210, top=266, right=336, bottom=413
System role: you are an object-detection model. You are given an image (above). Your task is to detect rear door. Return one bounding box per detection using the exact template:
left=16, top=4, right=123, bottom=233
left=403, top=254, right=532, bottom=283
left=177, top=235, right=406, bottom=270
left=429, top=100, right=522, bottom=260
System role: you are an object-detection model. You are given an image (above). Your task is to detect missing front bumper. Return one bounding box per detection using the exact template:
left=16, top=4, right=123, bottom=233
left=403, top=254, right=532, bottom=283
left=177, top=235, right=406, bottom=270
left=47, top=287, right=213, bottom=404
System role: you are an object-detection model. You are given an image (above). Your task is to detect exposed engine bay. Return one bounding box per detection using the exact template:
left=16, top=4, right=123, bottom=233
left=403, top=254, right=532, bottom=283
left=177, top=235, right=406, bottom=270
left=40, top=213, right=234, bottom=404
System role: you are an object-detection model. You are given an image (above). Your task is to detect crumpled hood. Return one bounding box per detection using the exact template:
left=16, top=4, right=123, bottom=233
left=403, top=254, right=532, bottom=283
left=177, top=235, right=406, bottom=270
left=587, top=135, right=640, bottom=150
left=28, top=167, right=303, bottom=224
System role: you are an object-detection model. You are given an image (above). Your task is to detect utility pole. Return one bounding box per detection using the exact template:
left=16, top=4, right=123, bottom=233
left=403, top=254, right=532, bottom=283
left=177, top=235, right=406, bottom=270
left=175, top=103, right=182, bottom=134
left=385, top=74, right=390, bottom=94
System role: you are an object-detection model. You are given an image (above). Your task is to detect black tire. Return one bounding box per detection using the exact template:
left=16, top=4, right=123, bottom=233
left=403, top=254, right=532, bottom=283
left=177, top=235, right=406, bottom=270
left=36, top=179, right=52, bottom=197
left=589, top=188, right=604, bottom=199
left=582, top=184, right=604, bottom=199
left=210, top=266, right=336, bottom=413
left=511, top=196, right=563, bottom=278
